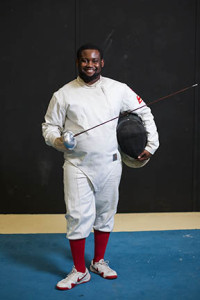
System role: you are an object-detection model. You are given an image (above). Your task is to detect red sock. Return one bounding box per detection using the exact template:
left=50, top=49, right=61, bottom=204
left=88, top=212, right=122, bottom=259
left=93, top=230, right=110, bottom=263
left=69, top=238, right=86, bottom=273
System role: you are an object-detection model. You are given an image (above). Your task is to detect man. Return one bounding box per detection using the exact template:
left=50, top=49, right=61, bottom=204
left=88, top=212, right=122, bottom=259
left=42, top=44, right=159, bottom=290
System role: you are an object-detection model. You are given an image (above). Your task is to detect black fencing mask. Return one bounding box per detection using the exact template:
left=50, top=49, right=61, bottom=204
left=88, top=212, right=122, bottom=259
left=117, top=113, right=147, bottom=159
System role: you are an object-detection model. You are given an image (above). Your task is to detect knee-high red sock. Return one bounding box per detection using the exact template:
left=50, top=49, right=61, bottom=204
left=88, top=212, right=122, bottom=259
left=93, top=230, right=110, bottom=263
left=69, top=238, right=86, bottom=273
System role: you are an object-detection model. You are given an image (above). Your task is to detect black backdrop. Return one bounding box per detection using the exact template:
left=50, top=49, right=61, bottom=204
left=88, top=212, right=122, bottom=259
left=1, top=0, right=199, bottom=213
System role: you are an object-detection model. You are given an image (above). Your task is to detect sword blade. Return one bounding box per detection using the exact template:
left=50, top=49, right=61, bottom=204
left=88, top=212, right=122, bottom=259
left=74, top=83, right=198, bottom=137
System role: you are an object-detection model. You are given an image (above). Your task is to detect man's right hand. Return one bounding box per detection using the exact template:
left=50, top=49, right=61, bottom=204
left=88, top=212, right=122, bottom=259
left=53, top=137, right=67, bottom=152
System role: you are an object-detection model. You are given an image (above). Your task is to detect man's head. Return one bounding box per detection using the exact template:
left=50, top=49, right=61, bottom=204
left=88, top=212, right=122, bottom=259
left=76, top=44, right=104, bottom=84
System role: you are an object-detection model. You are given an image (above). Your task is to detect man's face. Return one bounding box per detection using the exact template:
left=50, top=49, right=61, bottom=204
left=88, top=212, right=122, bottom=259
left=77, top=49, right=104, bottom=84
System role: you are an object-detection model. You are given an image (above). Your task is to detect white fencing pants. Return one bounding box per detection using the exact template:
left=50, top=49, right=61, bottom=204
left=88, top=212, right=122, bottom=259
left=63, top=160, right=122, bottom=240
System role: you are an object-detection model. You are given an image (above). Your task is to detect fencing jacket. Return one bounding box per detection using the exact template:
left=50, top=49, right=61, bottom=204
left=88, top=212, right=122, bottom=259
left=42, top=76, right=159, bottom=191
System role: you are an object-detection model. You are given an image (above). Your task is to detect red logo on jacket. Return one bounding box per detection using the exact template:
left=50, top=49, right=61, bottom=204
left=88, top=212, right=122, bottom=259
left=137, top=95, right=143, bottom=104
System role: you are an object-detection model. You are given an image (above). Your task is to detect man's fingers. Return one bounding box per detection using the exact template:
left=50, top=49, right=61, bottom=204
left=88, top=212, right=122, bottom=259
left=138, top=150, right=152, bottom=161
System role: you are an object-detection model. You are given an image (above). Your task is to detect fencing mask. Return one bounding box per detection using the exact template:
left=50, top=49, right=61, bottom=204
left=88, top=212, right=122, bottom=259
left=117, top=113, right=150, bottom=168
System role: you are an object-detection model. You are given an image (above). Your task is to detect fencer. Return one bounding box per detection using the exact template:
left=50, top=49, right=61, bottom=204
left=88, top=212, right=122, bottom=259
left=42, top=44, right=159, bottom=290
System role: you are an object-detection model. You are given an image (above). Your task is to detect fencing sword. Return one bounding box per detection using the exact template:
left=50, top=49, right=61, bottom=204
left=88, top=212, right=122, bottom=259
left=75, top=83, right=198, bottom=136
left=63, top=83, right=198, bottom=149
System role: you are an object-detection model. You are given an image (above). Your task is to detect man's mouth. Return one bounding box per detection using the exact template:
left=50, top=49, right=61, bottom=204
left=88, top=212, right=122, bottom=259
left=79, top=67, right=101, bottom=83
left=84, top=68, right=96, bottom=75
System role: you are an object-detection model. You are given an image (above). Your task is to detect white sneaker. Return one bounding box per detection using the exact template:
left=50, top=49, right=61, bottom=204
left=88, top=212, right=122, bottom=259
left=90, top=259, right=117, bottom=279
left=56, top=267, right=91, bottom=290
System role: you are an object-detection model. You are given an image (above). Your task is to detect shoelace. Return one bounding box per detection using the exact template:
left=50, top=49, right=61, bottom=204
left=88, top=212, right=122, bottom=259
left=98, top=260, right=112, bottom=270
left=101, top=260, right=109, bottom=265
left=64, top=266, right=77, bottom=280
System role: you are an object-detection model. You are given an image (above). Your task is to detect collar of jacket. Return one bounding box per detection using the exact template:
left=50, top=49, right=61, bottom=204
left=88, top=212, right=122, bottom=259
left=76, top=76, right=103, bottom=88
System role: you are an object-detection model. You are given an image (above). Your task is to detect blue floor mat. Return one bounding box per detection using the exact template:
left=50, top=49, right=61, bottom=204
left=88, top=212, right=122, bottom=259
left=0, top=230, right=200, bottom=300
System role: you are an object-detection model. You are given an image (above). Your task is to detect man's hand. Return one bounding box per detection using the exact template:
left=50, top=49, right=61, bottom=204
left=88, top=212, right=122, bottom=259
left=137, top=150, right=152, bottom=161
left=53, top=137, right=67, bottom=152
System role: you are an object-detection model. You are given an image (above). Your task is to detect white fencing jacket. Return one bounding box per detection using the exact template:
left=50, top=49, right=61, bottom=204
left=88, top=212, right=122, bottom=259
left=42, top=76, right=159, bottom=191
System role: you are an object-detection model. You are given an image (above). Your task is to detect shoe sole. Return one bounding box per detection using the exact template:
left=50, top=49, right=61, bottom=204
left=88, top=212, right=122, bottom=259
left=56, top=272, right=91, bottom=290
left=90, top=265, right=117, bottom=279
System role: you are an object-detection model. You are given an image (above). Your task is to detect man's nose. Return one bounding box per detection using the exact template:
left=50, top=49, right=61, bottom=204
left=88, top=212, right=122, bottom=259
left=87, top=60, right=93, bottom=67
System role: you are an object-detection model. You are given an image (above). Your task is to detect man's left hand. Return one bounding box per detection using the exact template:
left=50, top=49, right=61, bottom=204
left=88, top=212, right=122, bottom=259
left=137, top=150, right=152, bottom=161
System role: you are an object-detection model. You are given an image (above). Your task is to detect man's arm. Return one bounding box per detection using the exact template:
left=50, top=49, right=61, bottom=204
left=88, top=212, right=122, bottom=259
left=42, top=94, right=67, bottom=152
left=121, top=84, right=159, bottom=159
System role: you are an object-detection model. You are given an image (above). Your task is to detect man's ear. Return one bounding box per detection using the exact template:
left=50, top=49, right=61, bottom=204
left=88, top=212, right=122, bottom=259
left=101, top=59, right=105, bottom=68
left=76, top=59, right=79, bottom=67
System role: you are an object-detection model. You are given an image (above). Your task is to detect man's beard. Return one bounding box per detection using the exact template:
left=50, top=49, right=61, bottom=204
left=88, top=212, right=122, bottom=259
left=79, top=70, right=101, bottom=83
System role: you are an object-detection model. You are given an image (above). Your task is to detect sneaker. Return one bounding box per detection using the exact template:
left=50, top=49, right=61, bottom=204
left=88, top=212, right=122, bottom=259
left=56, top=267, right=91, bottom=290
left=90, top=259, right=117, bottom=279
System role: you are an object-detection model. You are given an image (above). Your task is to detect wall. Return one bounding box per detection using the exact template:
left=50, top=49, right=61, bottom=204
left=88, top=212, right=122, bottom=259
left=0, top=0, right=199, bottom=213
